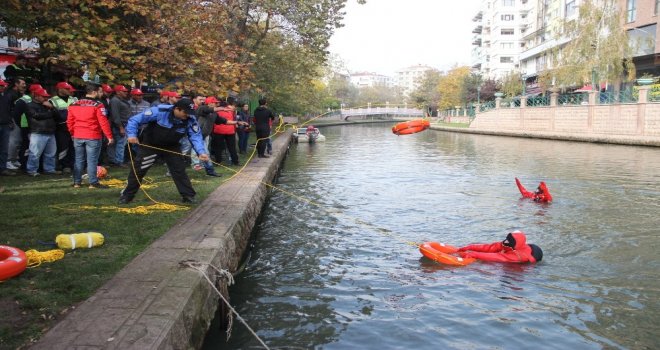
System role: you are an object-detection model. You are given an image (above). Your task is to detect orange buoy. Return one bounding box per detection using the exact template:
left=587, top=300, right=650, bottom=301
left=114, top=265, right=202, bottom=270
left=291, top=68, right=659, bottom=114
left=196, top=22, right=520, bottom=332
left=419, top=242, right=476, bottom=266
left=392, top=119, right=430, bottom=135
left=0, top=245, right=28, bottom=281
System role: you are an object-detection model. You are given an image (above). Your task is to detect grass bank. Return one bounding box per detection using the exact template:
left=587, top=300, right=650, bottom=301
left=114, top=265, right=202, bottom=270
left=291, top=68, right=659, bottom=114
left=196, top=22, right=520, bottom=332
left=0, top=156, right=246, bottom=349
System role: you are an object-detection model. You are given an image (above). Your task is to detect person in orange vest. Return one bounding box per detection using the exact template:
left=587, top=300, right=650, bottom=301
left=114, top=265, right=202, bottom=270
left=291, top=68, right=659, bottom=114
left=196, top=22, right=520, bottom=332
left=211, top=97, right=240, bottom=165
left=457, top=230, right=543, bottom=263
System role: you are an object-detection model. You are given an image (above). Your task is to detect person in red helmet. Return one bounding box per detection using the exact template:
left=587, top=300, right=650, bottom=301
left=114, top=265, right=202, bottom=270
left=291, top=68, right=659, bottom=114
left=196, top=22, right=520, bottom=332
left=457, top=231, right=543, bottom=263
left=515, top=177, right=553, bottom=202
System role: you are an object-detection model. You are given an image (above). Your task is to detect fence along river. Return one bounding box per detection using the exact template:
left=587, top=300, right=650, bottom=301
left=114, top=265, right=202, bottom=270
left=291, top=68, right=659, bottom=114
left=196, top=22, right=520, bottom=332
left=204, top=124, right=660, bottom=349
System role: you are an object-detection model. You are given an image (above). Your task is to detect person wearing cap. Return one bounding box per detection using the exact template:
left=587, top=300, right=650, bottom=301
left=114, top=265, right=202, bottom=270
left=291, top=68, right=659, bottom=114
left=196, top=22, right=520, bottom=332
left=128, top=88, right=150, bottom=157
left=50, top=82, right=78, bottom=173
left=456, top=230, right=543, bottom=264
left=192, top=96, right=231, bottom=177
left=108, top=84, right=131, bottom=167
left=151, top=90, right=170, bottom=107
left=67, top=82, right=114, bottom=188
left=25, top=87, right=60, bottom=176
left=118, top=98, right=210, bottom=204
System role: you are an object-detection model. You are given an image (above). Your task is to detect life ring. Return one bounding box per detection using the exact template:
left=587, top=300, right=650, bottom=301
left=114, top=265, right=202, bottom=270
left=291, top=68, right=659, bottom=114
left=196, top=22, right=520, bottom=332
left=392, top=119, right=430, bottom=135
left=0, top=245, right=28, bottom=281
left=419, top=242, right=476, bottom=266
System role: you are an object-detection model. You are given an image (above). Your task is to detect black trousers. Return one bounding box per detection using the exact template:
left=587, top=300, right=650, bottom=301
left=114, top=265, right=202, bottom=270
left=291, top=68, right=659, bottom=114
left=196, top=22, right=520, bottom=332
left=19, top=127, right=29, bottom=170
left=211, top=133, right=238, bottom=164
left=255, top=127, right=270, bottom=156
left=55, top=123, right=74, bottom=170
left=122, top=144, right=195, bottom=199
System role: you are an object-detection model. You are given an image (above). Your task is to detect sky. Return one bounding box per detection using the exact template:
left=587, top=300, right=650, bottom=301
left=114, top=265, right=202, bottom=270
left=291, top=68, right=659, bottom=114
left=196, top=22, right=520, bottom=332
left=329, top=0, right=482, bottom=76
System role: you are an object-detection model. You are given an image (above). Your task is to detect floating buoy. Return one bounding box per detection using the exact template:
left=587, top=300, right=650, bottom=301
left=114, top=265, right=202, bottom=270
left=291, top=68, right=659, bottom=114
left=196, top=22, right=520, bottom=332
left=0, top=245, right=28, bottom=281
left=419, top=242, right=476, bottom=266
left=392, top=119, right=430, bottom=135
left=55, top=232, right=105, bottom=250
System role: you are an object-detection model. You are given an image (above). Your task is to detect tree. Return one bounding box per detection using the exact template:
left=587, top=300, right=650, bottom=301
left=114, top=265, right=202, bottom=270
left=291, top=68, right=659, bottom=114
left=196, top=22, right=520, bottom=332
left=500, top=70, right=523, bottom=97
left=539, top=0, right=635, bottom=89
left=437, top=65, right=471, bottom=109
left=409, top=70, right=441, bottom=111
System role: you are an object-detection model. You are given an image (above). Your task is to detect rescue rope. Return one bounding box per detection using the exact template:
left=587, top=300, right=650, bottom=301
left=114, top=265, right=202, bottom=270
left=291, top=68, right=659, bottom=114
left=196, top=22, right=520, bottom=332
left=180, top=260, right=270, bottom=350
left=25, top=249, right=65, bottom=268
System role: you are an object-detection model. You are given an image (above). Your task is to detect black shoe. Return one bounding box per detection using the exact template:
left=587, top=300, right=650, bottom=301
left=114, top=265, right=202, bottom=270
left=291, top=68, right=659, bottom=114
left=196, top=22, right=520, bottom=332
left=89, top=182, right=109, bottom=189
left=257, top=154, right=270, bottom=158
left=206, top=171, right=221, bottom=177
left=232, top=162, right=240, bottom=166
left=118, top=196, right=133, bottom=204
left=182, top=196, right=197, bottom=204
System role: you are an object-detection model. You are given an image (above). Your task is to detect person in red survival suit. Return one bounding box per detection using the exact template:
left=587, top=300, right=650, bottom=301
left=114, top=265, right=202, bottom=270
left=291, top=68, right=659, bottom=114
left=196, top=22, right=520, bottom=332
left=515, top=177, right=553, bottom=202
left=457, top=231, right=543, bottom=263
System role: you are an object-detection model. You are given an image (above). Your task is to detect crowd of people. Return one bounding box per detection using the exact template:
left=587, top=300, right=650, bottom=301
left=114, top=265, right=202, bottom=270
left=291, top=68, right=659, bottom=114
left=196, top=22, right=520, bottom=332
left=0, top=62, right=277, bottom=202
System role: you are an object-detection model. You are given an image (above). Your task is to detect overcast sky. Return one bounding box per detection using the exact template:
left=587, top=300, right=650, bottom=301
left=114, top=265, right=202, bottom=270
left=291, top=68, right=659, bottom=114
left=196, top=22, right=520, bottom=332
left=329, top=0, right=481, bottom=76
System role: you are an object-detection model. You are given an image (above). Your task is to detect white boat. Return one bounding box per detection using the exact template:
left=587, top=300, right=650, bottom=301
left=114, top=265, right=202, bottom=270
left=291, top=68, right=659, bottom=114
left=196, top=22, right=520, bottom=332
left=293, top=127, right=326, bottom=143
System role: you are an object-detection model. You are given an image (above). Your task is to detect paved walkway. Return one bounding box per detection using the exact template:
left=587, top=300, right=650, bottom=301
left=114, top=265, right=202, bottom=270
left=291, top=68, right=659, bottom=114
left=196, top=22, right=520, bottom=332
left=31, top=133, right=291, bottom=350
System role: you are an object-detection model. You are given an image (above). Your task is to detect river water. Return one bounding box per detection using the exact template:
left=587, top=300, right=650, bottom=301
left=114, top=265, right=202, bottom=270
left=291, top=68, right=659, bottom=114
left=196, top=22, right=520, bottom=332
left=204, top=124, right=660, bottom=349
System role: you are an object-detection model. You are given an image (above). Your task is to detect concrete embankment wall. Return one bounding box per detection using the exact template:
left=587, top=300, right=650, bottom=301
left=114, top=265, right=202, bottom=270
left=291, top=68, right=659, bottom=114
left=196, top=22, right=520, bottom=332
left=32, top=132, right=292, bottom=350
left=455, top=102, right=660, bottom=147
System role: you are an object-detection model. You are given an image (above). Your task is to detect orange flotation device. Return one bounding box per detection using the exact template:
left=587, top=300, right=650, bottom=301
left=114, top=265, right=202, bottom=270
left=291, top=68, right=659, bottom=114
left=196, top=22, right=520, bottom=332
left=0, top=245, right=28, bottom=281
left=419, top=242, right=476, bottom=266
left=392, top=119, right=430, bottom=135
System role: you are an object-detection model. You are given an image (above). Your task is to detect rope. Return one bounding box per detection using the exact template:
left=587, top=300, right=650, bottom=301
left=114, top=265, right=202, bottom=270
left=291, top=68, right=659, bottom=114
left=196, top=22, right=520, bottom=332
left=180, top=260, right=270, bottom=350
left=25, top=249, right=65, bottom=268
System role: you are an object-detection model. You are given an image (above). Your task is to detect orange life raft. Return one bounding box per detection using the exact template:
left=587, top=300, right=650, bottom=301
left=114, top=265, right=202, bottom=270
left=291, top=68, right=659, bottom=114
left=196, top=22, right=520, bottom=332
left=419, top=242, right=476, bottom=266
left=392, top=119, right=430, bottom=135
left=0, top=245, right=28, bottom=281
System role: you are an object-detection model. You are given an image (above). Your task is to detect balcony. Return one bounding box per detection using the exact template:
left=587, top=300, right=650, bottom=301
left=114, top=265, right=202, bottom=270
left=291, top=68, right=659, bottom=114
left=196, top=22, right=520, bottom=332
left=472, top=25, right=483, bottom=34
left=472, top=11, right=483, bottom=22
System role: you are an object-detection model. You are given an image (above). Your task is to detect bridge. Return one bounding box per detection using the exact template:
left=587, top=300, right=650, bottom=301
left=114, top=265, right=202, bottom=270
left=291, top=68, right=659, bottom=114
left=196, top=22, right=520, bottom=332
left=315, top=105, right=425, bottom=121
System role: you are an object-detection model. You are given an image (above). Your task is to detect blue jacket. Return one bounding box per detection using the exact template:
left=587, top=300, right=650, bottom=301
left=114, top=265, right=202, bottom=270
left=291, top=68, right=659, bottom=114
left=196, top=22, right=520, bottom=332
left=126, top=105, right=207, bottom=156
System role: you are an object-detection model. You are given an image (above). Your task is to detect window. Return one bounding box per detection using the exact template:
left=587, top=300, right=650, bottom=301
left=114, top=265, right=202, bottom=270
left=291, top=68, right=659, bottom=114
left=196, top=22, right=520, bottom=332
left=501, top=28, right=515, bottom=35
left=565, top=0, right=577, bottom=17
left=500, top=57, right=513, bottom=63
left=7, top=36, right=19, bottom=48
left=503, top=0, right=515, bottom=6
left=501, top=14, right=515, bottom=21
left=627, top=0, right=636, bottom=23
left=501, top=42, right=514, bottom=49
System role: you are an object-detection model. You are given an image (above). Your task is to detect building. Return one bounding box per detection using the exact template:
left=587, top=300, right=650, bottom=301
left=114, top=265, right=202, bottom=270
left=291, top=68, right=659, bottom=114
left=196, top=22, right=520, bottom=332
left=621, top=0, right=660, bottom=76
left=395, top=64, right=435, bottom=97
left=471, top=0, right=529, bottom=80
left=1, top=26, right=39, bottom=79
left=349, top=72, right=394, bottom=88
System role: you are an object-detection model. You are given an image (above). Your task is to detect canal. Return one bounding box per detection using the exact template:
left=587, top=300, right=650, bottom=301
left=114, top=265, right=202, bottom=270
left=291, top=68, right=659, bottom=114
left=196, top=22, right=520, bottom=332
left=204, top=124, right=660, bottom=349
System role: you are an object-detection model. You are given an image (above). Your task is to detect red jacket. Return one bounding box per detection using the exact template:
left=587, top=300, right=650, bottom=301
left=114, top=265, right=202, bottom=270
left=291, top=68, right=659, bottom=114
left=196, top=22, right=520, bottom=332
left=67, top=98, right=113, bottom=140
left=516, top=178, right=553, bottom=202
left=457, top=231, right=542, bottom=263
left=213, top=109, right=235, bottom=135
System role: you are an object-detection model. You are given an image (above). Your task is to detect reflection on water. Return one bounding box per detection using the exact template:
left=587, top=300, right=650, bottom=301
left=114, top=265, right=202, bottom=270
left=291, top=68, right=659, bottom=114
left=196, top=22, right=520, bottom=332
left=204, top=124, right=660, bottom=349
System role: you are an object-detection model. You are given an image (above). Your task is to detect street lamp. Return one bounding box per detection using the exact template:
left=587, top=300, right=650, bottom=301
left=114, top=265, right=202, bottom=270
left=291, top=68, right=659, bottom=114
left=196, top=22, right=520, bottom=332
left=521, top=72, right=526, bottom=96
left=477, top=85, right=482, bottom=104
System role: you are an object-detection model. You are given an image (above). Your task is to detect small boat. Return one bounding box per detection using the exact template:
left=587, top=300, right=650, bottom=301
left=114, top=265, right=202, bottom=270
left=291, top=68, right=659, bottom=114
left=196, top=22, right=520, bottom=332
left=294, top=127, right=326, bottom=143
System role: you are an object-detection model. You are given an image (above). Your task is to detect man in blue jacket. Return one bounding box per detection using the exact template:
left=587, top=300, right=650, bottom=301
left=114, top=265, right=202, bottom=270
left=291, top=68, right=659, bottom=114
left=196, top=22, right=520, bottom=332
left=119, top=98, right=209, bottom=204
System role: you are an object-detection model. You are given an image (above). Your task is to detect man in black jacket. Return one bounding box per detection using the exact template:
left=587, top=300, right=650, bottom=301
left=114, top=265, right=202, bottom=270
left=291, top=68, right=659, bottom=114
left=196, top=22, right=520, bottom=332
left=0, top=78, right=26, bottom=175
left=25, top=88, right=59, bottom=176
left=253, top=98, right=274, bottom=158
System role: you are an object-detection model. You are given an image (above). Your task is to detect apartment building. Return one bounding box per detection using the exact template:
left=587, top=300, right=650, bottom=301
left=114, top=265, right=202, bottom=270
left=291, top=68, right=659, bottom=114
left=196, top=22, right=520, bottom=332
left=621, top=0, right=660, bottom=76
left=349, top=72, right=394, bottom=88
left=395, top=64, right=435, bottom=97
left=471, top=0, right=528, bottom=80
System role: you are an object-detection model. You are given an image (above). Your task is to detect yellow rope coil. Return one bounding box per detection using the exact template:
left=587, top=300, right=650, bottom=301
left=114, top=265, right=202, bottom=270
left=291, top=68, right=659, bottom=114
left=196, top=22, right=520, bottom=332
left=55, top=232, right=104, bottom=250
left=25, top=249, right=65, bottom=268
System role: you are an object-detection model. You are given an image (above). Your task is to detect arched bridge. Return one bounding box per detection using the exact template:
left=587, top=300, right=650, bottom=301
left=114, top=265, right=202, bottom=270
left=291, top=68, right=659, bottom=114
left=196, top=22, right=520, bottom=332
left=319, top=106, right=425, bottom=121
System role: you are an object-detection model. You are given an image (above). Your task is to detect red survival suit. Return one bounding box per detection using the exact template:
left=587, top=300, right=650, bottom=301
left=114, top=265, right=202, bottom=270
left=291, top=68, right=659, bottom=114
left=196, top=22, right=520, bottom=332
left=515, top=177, right=553, bottom=202
left=457, top=231, right=543, bottom=263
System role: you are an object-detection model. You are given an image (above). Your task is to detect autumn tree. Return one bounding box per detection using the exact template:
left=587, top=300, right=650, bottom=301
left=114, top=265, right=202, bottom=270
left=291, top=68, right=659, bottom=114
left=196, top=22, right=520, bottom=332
left=538, top=0, right=635, bottom=89
left=437, top=65, right=471, bottom=109
left=500, top=70, right=524, bottom=97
